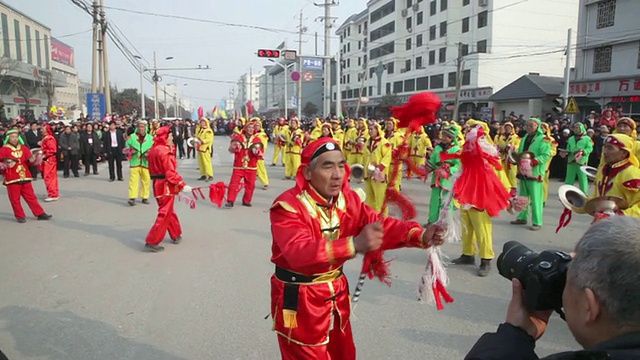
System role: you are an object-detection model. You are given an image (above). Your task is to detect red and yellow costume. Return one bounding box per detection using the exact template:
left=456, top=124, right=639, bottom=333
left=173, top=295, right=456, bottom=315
left=271, top=118, right=288, bottom=166
left=269, top=137, right=431, bottom=360
left=254, top=119, right=270, bottom=188
left=226, top=122, right=263, bottom=206
left=364, top=123, right=392, bottom=212
left=346, top=118, right=368, bottom=166
left=385, top=119, right=405, bottom=191
left=0, top=130, right=47, bottom=220
left=284, top=118, right=304, bottom=179
left=41, top=125, right=59, bottom=200
left=407, top=127, right=433, bottom=178
left=145, top=127, right=186, bottom=246
left=495, top=122, right=520, bottom=192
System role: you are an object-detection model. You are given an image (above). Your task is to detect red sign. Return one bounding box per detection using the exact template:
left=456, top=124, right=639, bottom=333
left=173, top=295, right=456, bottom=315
left=611, top=96, right=640, bottom=103
left=51, top=37, right=75, bottom=67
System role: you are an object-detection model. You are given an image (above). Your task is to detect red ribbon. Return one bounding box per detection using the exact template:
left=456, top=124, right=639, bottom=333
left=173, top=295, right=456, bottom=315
left=555, top=208, right=572, bottom=233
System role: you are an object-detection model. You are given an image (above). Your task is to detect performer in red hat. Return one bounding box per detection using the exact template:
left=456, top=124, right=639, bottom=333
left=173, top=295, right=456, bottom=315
left=40, top=124, right=59, bottom=202
left=225, top=120, right=263, bottom=208
left=0, top=129, right=52, bottom=223
left=269, top=137, right=446, bottom=360
left=144, top=126, right=192, bottom=252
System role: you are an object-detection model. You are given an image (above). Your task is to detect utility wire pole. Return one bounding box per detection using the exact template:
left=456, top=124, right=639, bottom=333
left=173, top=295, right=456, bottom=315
left=315, top=0, right=338, bottom=117
left=99, top=0, right=111, bottom=113
left=295, top=11, right=307, bottom=119
left=563, top=28, right=572, bottom=123
left=452, top=42, right=464, bottom=122
left=91, top=0, right=98, bottom=92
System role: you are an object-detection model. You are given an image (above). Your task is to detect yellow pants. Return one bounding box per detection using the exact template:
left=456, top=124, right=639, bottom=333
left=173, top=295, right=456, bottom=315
left=365, top=179, right=387, bottom=213
left=271, top=144, right=284, bottom=165
left=461, top=208, right=494, bottom=259
left=409, top=156, right=425, bottom=177
left=348, top=153, right=364, bottom=167
left=128, top=166, right=150, bottom=200
left=257, top=159, right=269, bottom=186
left=543, top=169, right=551, bottom=204
left=285, top=153, right=301, bottom=178
left=503, top=161, right=518, bottom=189
left=391, top=163, right=403, bottom=191
left=198, top=151, right=213, bottom=177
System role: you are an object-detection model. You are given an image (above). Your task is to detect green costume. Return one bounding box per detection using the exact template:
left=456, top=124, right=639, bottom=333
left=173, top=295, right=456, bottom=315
left=125, top=133, right=153, bottom=168
left=516, top=118, right=552, bottom=227
left=564, top=123, right=593, bottom=194
left=427, top=126, right=461, bottom=223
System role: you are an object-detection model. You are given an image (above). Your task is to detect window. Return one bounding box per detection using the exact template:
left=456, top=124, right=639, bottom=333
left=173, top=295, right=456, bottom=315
left=439, top=47, right=446, bottom=63
left=462, top=17, right=469, bottom=33
left=387, top=61, right=394, bottom=74
left=416, top=56, right=423, bottom=68
left=405, top=59, right=411, bottom=71
left=416, top=76, right=429, bottom=90
left=347, top=58, right=351, bottom=67
left=370, top=21, right=395, bottom=41
left=448, top=72, right=457, bottom=87
left=430, top=74, right=444, bottom=89
left=347, top=74, right=350, bottom=83
left=347, top=43, right=351, bottom=52
left=35, top=30, right=42, bottom=67
left=478, top=11, right=488, bottom=28
left=1, top=13, right=9, bottom=58
left=417, top=12, right=423, bottom=25
left=440, top=21, right=447, bottom=37
left=463, top=0, right=470, bottom=5
left=430, top=1, right=436, bottom=15
left=347, top=89, right=353, bottom=98
left=462, top=69, right=471, bottom=85
left=358, top=24, right=362, bottom=34
left=368, top=86, right=373, bottom=95
left=597, top=0, right=616, bottom=29
left=393, top=81, right=403, bottom=93
left=477, top=40, right=487, bottom=53
left=370, top=41, right=395, bottom=60
left=358, top=57, right=362, bottom=66
left=370, top=0, right=395, bottom=23
left=441, top=0, right=447, bottom=11
left=429, top=25, right=436, bottom=40
left=386, top=82, right=391, bottom=94
left=406, top=38, right=412, bottom=50
left=593, top=46, right=612, bottom=73
left=14, top=20, right=21, bottom=61
left=407, top=0, right=413, bottom=7
left=416, top=34, right=423, bottom=47
left=370, top=67, right=375, bottom=78
left=404, top=79, right=416, bottom=92
left=462, top=43, right=469, bottom=56
left=429, top=50, right=436, bottom=65
left=354, top=89, right=360, bottom=98
left=406, top=17, right=412, bottom=30
left=358, top=40, right=362, bottom=50
left=25, top=25, right=32, bottom=64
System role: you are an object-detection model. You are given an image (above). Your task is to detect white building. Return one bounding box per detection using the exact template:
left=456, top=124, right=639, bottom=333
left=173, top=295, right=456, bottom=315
left=571, top=0, right=640, bottom=117
left=235, top=71, right=261, bottom=115
left=50, top=37, right=80, bottom=113
left=335, top=0, right=580, bottom=119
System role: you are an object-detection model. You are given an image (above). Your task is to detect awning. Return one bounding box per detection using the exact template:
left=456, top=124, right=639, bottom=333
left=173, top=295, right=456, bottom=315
left=573, top=97, right=601, bottom=108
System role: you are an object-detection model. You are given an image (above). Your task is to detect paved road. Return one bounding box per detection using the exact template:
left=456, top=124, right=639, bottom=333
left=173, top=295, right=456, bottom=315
left=0, top=137, right=592, bottom=359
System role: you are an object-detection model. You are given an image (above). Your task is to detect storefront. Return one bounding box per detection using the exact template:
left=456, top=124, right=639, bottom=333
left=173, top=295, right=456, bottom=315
left=569, top=77, right=640, bottom=119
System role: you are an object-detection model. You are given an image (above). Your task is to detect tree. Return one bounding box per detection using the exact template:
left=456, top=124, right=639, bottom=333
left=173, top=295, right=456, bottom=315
left=377, top=93, right=401, bottom=117
left=303, top=101, right=318, bottom=118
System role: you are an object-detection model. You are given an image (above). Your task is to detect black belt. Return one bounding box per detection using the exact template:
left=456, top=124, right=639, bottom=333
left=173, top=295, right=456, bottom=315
left=275, top=266, right=343, bottom=284
left=150, top=174, right=165, bottom=179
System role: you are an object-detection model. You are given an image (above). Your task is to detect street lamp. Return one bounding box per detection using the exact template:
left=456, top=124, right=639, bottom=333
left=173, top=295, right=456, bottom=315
left=153, top=53, right=174, bottom=119
left=269, top=59, right=295, bottom=118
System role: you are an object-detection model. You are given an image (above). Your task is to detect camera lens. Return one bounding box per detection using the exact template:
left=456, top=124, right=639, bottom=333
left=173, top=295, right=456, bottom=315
left=497, top=241, right=538, bottom=286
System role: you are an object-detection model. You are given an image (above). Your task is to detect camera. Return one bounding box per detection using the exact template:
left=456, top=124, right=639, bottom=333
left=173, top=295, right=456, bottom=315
left=497, top=241, right=572, bottom=314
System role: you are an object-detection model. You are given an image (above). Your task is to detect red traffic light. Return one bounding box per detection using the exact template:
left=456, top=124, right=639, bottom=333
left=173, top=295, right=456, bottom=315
left=257, top=49, right=281, bottom=58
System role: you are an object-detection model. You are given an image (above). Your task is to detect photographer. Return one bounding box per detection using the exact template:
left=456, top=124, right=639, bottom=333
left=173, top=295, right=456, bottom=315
left=465, top=216, right=640, bottom=360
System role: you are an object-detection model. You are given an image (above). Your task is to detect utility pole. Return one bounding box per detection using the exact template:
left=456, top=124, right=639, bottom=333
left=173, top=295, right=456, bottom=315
left=452, top=42, right=464, bottom=122
left=295, top=11, right=307, bottom=119
left=91, top=0, right=99, bottom=92
left=315, top=0, right=338, bottom=117
left=563, top=28, right=572, bottom=123
left=153, top=52, right=159, bottom=119
left=99, top=0, right=111, bottom=113
left=335, top=50, right=341, bottom=118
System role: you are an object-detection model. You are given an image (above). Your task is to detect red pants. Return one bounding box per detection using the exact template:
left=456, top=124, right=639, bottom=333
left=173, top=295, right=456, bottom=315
left=277, top=320, right=356, bottom=360
left=6, top=182, right=45, bottom=219
left=43, top=159, right=59, bottom=198
left=227, top=169, right=256, bottom=204
left=145, top=195, right=182, bottom=245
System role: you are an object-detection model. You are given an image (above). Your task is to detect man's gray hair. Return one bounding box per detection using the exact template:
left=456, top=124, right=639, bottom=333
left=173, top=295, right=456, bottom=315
left=570, top=216, right=640, bottom=327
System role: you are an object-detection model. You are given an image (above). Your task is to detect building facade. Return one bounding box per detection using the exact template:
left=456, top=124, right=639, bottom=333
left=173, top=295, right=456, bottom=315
left=571, top=0, right=640, bottom=118
left=335, top=0, right=580, bottom=119
left=50, top=37, right=80, bottom=113
left=234, top=71, right=261, bottom=116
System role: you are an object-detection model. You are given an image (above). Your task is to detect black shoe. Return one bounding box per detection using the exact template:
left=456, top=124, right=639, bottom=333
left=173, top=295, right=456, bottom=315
left=128, top=199, right=136, bottom=206
left=117, top=178, right=123, bottom=181
left=281, top=164, right=285, bottom=167
left=270, top=163, right=276, bottom=167
left=141, top=199, right=149, bottom=205
left=171, top=236, right=182, bottom=244
left=17, top=218, right=26, bottom=223
left=451, top=254, right=476, bottom=265
left=225, top=201, right=234, bottom=208
left=478, top=259, right=492, bottom=277
left=197, top=176, right=206, bottom=181
left=109, top=179, right=115, bottom=182
left=94, top=172, right=99, bottom=175
left=37, top=214, right=52, bottom=221
left=63, top=175, right=69, bottom=178
left=242, top=202, right=252, bottom=207
left=145, top=244, right=165, bottom=252
left=84, top=173, right=89, bottom=176
left=74, top=174, right=80, bottom=178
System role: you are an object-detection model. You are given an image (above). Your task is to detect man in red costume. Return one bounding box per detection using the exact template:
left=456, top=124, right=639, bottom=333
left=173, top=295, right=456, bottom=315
left=40, top=124, right=59, bottom=202
left=269, top=137, right=446, bottom=360
left=225, top=120, right=262, bottom=208
left=0, top=129, right=52, bottom=223
left=145, top=126, right=191, bottom=252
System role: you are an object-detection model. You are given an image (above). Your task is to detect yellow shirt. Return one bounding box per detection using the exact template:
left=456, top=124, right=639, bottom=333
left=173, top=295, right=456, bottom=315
left=285, top=128, right=305, bottom=154
left=409, top=132, right=433, bottom=158
left=364, top=137, right=392, bottom=179
left=495, top=134, right=521, bottom=162
left=591, top=160, right=640, bottom=217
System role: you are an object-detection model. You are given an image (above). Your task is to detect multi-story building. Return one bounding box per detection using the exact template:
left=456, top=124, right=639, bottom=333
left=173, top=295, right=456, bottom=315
left=50, top=37, right=80, bottom=113
left=0, top=1, right=65, bottom=121
left=78, top=80, right=91, bottom=113
left=335, top=0, right=579, bottom=119
left=571, top=0, right=640, bottom=118
left=235, top=71, right=261, bottom=115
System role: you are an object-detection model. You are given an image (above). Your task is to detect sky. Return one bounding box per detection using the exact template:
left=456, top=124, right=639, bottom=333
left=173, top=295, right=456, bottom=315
left=7, top=0, right=366, bottom=111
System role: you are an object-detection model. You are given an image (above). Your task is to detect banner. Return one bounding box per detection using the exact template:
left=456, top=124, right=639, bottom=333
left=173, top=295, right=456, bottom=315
left=86, top=93, right=106, bottom=121
left=51, top=38, right=75, bottom=67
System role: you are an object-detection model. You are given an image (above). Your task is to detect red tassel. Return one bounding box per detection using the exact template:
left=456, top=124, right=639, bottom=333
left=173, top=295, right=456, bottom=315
left=361, top=250, right=393, bottom=286
left=437, top=280, right=454, bottom=304
left=209, top=182, right=227, bottom=208
left=432, top=284, right=444, bottom=310
left=384, top=188, right=417, bottom=221
left=555, top=208, right=572, bottom=233
left=433, top=280, right=454, bottom=310
left=390, top=92, right=441, bottom=129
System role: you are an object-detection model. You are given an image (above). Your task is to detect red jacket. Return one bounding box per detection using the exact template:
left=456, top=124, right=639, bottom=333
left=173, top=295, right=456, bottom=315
left=229, top=133, right=262, bottom=170
left=0, top=144, right=34, bottom=185
left=269, top=185, right=426, bottom=346
left=147, top=143, right=185, bottom=197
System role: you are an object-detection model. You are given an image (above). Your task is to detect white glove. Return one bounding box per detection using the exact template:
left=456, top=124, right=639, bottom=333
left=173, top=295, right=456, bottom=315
left=182, top=185, right=193, bottom=193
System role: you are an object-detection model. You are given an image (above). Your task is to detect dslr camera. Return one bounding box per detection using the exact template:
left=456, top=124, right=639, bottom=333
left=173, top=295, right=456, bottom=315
left=497, top=241, right=572, bottom=316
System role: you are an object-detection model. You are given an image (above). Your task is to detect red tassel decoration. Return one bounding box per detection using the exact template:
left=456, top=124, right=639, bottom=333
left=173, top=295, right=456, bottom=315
left=555, top=208, right=572, bottom=233
left=209, top=182, right=227, bottom=208
left=384, top=188, right=417, bottom=221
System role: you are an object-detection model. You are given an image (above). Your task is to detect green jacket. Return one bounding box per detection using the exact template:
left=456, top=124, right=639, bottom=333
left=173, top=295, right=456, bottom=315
left=566, top=134, right=593, bottom=166
left=428, top=143, right=461, bottom=190
left=125, top=133, right=153, bottom=168
left=518, top=132, right=551, bottom=181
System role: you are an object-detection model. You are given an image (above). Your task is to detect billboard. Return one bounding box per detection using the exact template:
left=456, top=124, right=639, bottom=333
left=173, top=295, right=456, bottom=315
left=51, top=38, right=75, bottom=67
left=87, top=93, right=106, bottom=121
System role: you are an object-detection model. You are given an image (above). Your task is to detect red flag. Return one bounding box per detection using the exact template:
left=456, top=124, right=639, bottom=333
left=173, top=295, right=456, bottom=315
left=197, top=106, right=204, bottom=119
left=212, top=106, right=217, bottom=116
left=246, top=101, right=254, bottom=116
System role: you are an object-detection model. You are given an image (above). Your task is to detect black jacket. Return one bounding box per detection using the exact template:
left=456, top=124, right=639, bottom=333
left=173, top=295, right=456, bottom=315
left=102, top=129, right=125, bottom=153
left=465, top=323, right=640, bottom=360
left=80, top=131, right=101, bottom=155
left=25, top=129, right=41, bottom=149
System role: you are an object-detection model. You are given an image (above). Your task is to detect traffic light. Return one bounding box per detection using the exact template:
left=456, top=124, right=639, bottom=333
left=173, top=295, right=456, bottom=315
left=257, top=49, right=281, bottom=58
left=552, top=97, right=564, bottom=116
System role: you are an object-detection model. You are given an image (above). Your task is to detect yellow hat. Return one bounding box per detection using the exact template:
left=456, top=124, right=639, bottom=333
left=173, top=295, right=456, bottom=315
left=605, top=134, right=639, bottom=168
left=614, top=117, right=638, bottom=140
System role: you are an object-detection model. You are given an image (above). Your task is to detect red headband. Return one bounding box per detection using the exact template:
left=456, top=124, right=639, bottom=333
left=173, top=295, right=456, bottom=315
left=605, top=135, right=625, bottom=148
